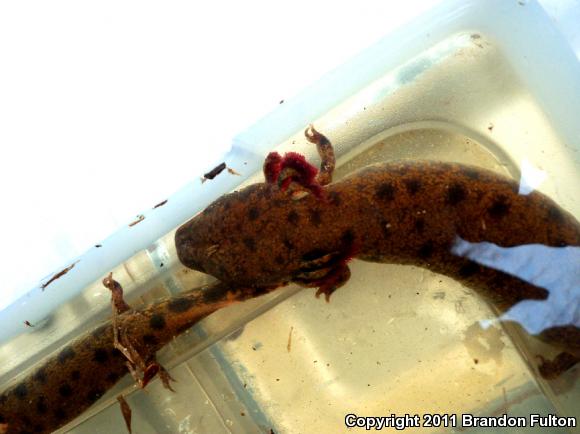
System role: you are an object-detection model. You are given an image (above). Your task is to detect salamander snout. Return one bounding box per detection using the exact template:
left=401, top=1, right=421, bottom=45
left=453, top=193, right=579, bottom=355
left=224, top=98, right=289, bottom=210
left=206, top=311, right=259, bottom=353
left=175, top=217, right=209, bottom=274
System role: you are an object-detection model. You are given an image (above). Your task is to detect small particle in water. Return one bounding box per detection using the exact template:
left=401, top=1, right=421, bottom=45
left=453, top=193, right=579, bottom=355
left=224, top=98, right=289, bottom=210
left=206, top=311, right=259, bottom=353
left=153, top=199, right=168, bottom=209
left=202, top=162, right=227, bottom=182
left=287, top=326, right=294, bottom=352
left=128, top=215, right=145, bottom=227
left=41, top=260, right=79, bottom=290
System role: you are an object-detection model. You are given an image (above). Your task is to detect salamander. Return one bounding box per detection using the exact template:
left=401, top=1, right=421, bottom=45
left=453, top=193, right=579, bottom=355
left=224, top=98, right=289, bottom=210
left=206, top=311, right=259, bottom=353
left=176, top=125, right=580, bottom=378
left=2, top=126, right=579, bottom=433
left=0, top=280, right=270, bottom=434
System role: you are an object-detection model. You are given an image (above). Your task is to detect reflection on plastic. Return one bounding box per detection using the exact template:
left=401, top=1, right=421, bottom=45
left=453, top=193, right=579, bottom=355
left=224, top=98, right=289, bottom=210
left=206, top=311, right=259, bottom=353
left=518, top=158, right=547, bottom=196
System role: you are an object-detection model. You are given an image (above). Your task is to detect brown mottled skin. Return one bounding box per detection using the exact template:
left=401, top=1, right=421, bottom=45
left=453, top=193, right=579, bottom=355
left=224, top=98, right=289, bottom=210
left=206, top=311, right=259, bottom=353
left=176, top=126, right=580, bottom=376
left=0, top=282, right=269, bottom=434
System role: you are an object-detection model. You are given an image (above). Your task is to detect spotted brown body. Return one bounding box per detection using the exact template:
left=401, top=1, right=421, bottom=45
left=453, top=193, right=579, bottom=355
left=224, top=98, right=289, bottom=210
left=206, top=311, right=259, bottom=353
left=176, top=126, right=580, bottom=376
left=0, top=283, right=267, bottom=434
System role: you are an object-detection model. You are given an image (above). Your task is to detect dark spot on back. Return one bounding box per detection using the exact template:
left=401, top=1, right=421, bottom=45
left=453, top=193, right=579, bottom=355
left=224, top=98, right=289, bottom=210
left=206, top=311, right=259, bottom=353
left=0, top=414, right=5, bottom=423
left=93, top=348, right=109, bottom=364
left=272, top=199, right=284, bottom=207
left=21, top=415, right=31, bottom=426
left=106, top=372, right=120, bottom=384
left=302, top=249, right=328, bottom=261
left=446, top=182, right=467, bottom=205
left=283, top=238, right=294, bottom=250
left=328, top=191, right=342, bottom=205
left=14, top=383, right=28, bottom=400
left=57, top=346, right=76, bottom=364
left=488, top=195, right=510, bottom=218
left=415, top=218, right=425, bottom=233
left=36, top=396, right=48, bottom=414
left=149, top=313, right=166, bottom=331
left=143, top=334, right=158, bottom=346
left=309, top=209, right=322, bottom=226
left=341, top=229, right=355, bottom=246
left=216, top=264, right=228, bottom=277
left=34, top=425, right=45, bottom=433
left=110, top=348, right=124, bottom=359
left=287, top=210, right=299, bottom=224
left=260, top=188, right=273, bottom=200
left=58, top=383, right=73, bottom=397
left=87, top=388, right=104, bottom=403
left=404, top=178, right=422, bottom=195
left=418, top=241, right=434, bottom=259
left=71, top=370, right=81, bottom=381
left=458, top=261, right=480, bottom=278
left=248, top=206, right=260, bottom=221
left=54, top=408, right=67, bottom=422
left=34, top=367, right=47, bottom=384
left=547, top=206, right=564, bottom=223
left=275, top=254, right=284, bottom=265
left=243, top=237, right=256, bottom=251
left=375, top=182, right=396, bottom=201
left=168, top=296, right=195, bottom=313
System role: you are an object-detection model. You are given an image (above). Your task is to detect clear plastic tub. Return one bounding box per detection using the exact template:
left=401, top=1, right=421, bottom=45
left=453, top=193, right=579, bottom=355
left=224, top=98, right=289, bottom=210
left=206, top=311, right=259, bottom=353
left=1, top=0, right=579, bottom=433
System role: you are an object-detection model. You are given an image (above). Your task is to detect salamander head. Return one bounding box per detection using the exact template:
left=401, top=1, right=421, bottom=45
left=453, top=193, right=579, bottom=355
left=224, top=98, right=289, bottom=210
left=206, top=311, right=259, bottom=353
left=175, top=183, right=292, bottom=286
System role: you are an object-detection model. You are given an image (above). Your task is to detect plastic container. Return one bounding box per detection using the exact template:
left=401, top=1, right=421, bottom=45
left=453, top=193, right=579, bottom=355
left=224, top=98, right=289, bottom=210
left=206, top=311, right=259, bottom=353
left=1, top=0, right=579, bottom=432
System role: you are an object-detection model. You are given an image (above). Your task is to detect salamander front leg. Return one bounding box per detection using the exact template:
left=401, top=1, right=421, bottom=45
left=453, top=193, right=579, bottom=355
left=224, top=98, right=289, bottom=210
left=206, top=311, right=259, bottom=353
left=294, top=261, right=352, bottom=302
left=262, top=125, right=336, bottom=198
left=305, top=124, right=335, bottom=186
left=314, top=264, right=351, bottom=302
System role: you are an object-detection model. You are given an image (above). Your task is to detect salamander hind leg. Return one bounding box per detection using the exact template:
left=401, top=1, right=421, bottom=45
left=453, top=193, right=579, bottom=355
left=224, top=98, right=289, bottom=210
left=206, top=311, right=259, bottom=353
left=103, top=274, right=175, bottom=391
left=537, top=352, right=579, bottom=380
